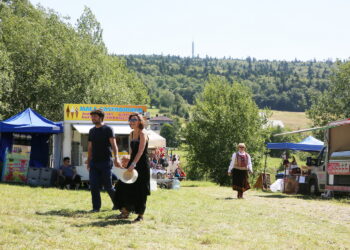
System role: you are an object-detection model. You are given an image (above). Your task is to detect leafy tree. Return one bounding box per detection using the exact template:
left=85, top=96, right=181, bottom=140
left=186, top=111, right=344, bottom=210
left=0, top=1, right=149, bottom=120
left=307, top=61, right=350, bottom=129
left=185, top=75, right=268, bottom=185
left=160, top=123, right=179, bottom=147
left=159, top=89, right=175, bottom=107
left=0, top=48, right=13, bottom=119
left=76, top=6, right=105, bottom=48
left=171, top=93, right=189, bottom=118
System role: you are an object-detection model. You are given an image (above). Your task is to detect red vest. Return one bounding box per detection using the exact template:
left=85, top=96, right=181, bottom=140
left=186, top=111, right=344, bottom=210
left=235, top=153, right=248, bottom=169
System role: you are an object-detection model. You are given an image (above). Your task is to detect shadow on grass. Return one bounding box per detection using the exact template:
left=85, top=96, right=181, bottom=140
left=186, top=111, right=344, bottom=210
left=256, top=194, right=289, bottom=199
left=215, top=197, right=235, bottom=200
left=0, top=182, right=27, bottom=187
left=36, top=209, right=99, bottom=217
left=256, top=193, right=350, bottom=203
left=336, top=200, right=350, bottom=204
left=256, top=193, right=320, bottom=199
left=295, top=195, right=350, bottom=203
left=75, top=219, right=132, bottom=227
left=0, top=182, right=92, bottom=191
left=181, top=185, right=199, bottom=187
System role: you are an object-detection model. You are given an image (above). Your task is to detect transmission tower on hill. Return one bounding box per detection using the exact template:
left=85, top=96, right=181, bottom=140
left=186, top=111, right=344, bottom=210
left=192, top=41, right=195, bottom=58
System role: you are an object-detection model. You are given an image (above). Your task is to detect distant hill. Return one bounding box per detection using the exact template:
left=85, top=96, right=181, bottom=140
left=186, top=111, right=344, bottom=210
left=120, top=55, right=335, bottom=113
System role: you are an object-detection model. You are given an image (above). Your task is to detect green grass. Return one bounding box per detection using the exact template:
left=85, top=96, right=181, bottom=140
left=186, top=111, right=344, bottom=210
left=270, top=110, right=311, bottom=130
left=0, top=182, right=349, bottom=249
left=147, top=108, right=160, bottom=117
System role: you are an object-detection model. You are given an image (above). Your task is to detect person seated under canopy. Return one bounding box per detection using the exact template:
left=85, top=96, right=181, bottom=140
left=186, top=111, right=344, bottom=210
left=58, top=157, right=81, bottom=189
left=289, top=156, right=301, bottom=175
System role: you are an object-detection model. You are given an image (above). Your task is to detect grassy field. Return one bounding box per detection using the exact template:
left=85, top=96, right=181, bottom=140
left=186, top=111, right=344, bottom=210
left=147, top=108, right=160, bottom=118
left=0, top=182, right=349, bottom=249
left=148, top=108, right=310, bottom=131
left=270, top=110, right=311, bottom=130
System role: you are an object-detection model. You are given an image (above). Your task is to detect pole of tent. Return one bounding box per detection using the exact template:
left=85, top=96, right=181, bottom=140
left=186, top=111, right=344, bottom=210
left=283, top=162, right=286, bottom=193
left=263, top=152, right=268, bottom=189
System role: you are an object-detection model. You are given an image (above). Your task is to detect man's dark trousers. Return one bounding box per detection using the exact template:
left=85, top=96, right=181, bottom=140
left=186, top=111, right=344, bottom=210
left=89, top=160, right=116, bottom=210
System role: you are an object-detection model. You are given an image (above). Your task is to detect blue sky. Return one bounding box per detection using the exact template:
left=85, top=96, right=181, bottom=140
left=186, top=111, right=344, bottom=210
left=30, top=0, right=350, bottom=61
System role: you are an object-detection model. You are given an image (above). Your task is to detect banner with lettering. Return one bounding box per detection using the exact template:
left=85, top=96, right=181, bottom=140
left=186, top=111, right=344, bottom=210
left=64, top=104, right=147, bottom=121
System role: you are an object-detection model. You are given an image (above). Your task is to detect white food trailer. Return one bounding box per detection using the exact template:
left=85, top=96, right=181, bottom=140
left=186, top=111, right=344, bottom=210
left=62, top=104, right=166, bottom=181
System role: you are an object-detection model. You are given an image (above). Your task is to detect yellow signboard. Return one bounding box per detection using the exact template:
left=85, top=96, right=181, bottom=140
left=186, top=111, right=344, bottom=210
left=64, top=104, right=147, bottom=121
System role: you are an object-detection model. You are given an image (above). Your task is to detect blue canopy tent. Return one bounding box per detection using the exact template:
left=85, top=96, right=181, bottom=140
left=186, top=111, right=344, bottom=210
left=267, top=136, right=324, bottom=152
left=0, top=108, right=63, bottom=170
left=266, top=136, right=324, bottom=193
left=0, top=108, right=62, bottom=133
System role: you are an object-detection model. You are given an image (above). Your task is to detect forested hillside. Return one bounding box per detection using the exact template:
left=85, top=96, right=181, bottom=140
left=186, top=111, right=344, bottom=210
left=121, top=55, right=335, bottom=114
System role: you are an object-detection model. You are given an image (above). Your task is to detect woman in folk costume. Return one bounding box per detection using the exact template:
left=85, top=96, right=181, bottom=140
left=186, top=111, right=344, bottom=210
left=227, top=143, right=253, bottom=199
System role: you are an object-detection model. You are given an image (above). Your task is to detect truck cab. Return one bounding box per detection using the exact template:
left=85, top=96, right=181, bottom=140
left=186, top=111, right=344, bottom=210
left=306, top=147, right=327, bottom=194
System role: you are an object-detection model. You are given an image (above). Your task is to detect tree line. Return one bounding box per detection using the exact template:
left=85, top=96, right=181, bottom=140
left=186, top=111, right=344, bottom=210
left=121, top=54, right=335, bottom=116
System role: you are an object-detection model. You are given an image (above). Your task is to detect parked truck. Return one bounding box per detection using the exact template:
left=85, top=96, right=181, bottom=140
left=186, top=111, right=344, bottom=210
left=324, top=119, right=350, bottom=195
left=293, top=118, right=350, bottom=195
left=273, top=118, right=350, bottom=196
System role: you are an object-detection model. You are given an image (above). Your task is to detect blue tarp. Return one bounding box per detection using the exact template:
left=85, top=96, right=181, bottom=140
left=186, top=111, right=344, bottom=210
left=0, top=108, right=62, bottom=133
left=267, top=136, right=324, bottom=152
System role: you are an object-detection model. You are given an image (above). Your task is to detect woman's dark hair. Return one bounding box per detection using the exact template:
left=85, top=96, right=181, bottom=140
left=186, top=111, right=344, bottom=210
left=128, top=113, right=145, bottom=129
left=90, top=109, right=105, bottom=121
left=63, top=157, right=70, bottom=162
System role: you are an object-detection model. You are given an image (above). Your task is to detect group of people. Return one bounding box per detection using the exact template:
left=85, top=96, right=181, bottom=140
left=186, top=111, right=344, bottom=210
left=149, top=150, right=179, bottom=169
left=149, top=149, right=168, bottom=168
left=149, top=147, right=184, bottom=179
left=149, top=154, right=168, bottom=175
left=174, top=166, right=186, bottom=180
left=59, top=109, right=254, bottom=223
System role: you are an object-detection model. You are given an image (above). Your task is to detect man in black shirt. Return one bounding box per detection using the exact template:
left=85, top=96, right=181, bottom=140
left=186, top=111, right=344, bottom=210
left=88, top=109, right=121, bottom=212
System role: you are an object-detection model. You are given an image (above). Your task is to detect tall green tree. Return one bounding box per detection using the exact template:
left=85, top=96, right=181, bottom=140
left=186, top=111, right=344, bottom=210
left=159, top=89, right=175, bottom=107
left=171, top=93, right=189, bottom=118
left=160, top=123, right=179, bottom=147
left=0, top=48, right=13, bottom=119
left=0, top=1, right=149, bottom=121
left=185, top=75, right=268, bottom=185
left=76, top=6, right=105, bottom=48
left=307, top=61, right=350, bottom=128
